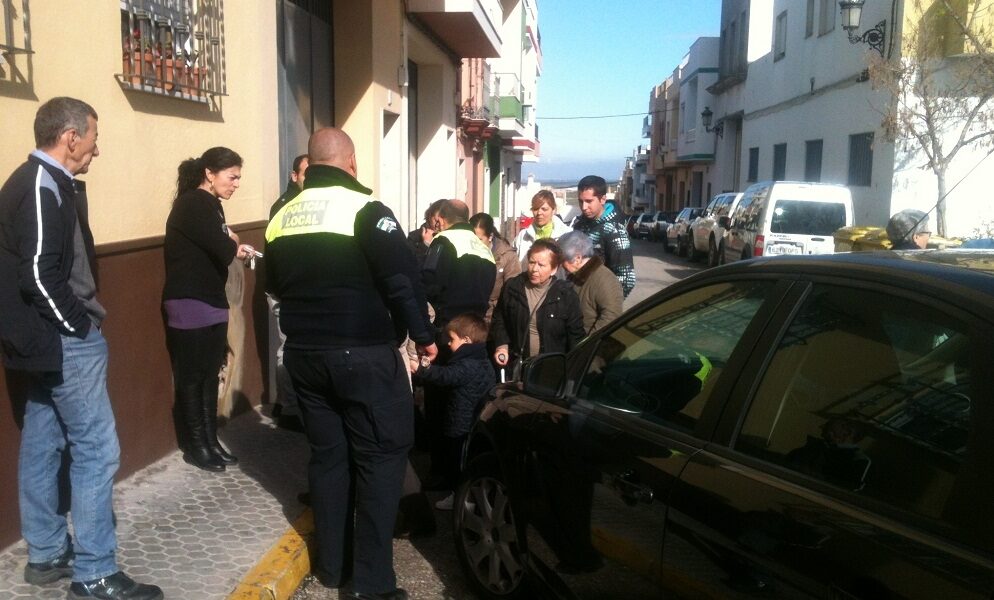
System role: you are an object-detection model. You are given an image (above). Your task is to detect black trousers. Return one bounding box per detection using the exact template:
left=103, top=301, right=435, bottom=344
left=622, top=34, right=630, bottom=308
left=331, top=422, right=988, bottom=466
left=165, top=323, right=227, bottom=447
left=285, top=343, right=413, bottom=594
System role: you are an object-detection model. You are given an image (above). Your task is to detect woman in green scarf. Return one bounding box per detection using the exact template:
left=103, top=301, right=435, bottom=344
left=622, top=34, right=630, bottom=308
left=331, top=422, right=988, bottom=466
left=513, top=189, right=572, bottom=268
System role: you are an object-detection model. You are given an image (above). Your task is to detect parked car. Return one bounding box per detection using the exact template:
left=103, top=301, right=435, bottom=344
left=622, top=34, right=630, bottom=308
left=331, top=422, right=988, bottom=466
left=721, top=180, right=853, bottom=265
left=689, top=192, right=742, bottom=266
left=663, top=206, right=704, bottom=255
left=624, top=214, right=639, bottom=236
left=650, top=210, right=679, bottom=241
left=453, top=250, right=994, bottom=600
left=634, top=212, right=656, bottom=239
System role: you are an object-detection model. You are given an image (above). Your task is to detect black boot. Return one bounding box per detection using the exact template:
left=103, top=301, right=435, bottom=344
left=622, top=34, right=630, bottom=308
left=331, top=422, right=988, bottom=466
left=178, top=382, right=225, bottom=472
left=204, top=385, right=238, bottom=465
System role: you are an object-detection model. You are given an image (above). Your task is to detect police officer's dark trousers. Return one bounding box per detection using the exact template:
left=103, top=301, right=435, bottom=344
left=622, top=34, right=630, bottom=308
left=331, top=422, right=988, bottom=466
left=285, top=343, right=413, bottom=594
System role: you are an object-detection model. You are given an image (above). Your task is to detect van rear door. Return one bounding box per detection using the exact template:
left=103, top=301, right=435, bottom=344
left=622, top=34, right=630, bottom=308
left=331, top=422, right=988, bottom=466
left=764, top=199, right=850, bottom=255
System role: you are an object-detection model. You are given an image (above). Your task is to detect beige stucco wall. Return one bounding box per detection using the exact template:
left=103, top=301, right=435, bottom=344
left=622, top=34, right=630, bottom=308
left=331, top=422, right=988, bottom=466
left=0, top=3, right=279, bottom=243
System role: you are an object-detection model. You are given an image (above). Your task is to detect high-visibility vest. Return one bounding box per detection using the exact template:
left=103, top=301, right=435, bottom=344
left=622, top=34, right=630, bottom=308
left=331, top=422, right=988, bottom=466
left=265, top=185, right=370, bottom=242
left=436, top=228, right=495, bottom=264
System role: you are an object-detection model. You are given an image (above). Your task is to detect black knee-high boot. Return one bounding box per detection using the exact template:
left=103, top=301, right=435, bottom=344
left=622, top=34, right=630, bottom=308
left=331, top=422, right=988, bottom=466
left=178, top=382, right=225, bottom=472
left=203, top=384, right=238, bottom=465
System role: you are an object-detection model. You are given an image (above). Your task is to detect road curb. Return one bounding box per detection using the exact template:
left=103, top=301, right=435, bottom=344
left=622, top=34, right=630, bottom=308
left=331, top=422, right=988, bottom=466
left=227, top=509, right=314, bottom=600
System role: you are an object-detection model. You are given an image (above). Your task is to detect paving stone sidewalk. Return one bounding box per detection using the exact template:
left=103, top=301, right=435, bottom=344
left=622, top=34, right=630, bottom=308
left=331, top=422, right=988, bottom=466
left=0, top=406, right=310, bottom=599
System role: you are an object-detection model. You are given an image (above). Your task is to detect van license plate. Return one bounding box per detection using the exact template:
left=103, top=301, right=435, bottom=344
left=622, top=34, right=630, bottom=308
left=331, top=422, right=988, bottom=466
left=767, top=244, right=802, bottom=255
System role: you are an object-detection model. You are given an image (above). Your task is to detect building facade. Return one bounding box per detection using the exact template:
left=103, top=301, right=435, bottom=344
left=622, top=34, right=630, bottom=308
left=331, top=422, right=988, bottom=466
left=0, top=0, right=535, bottom=550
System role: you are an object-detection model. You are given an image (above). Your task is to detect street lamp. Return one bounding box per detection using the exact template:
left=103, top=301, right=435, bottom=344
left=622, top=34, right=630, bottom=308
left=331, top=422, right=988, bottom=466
left=700, top=106, right=724, bottom=138
left=839, top=0, right=886, bottom=56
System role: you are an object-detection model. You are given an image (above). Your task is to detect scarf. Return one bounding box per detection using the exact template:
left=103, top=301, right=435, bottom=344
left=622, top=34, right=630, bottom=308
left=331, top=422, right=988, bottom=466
left=534, top=221, right=554, bottom=239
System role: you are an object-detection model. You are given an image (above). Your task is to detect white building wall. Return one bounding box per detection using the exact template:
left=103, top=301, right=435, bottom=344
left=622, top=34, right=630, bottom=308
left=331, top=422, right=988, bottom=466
left=740, top=0, right=893, bottom=225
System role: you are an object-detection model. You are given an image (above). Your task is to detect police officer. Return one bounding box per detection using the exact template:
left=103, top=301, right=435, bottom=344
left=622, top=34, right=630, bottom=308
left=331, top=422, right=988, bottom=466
left=265, top=127, right=436, bottom=600
left=420, top=199, right=495, bottom=487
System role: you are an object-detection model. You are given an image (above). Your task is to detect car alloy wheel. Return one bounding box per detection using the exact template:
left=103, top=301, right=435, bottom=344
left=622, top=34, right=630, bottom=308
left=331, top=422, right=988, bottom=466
left=455, top=455, right=525, bottom=598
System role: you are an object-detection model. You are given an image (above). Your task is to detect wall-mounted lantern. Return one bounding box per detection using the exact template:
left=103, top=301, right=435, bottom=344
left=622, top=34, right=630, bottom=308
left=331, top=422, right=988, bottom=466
left=839, top=0, right=886, bottom=56
left=701, top=106, right=724, bottom=138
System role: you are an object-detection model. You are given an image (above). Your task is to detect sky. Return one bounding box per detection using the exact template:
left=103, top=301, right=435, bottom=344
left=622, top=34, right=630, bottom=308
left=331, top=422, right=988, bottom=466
left=528, top=0, right=722, bottom=183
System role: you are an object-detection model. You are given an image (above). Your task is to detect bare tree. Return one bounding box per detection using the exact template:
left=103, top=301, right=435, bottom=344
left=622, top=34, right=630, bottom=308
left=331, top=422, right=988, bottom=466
left=868, top=0, right=994, bottom=236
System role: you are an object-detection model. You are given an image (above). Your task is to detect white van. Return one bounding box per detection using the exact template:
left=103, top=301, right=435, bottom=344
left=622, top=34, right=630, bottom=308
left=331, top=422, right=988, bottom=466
left=720, top=181, right=853, bottom=264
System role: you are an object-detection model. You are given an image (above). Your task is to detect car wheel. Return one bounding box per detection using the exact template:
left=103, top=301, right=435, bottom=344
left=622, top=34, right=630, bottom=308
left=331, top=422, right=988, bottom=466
left=689, top=239, right=704, bottom=262
left=677, top=236, right=687, bottom=257
left=717, top=241, right=727, bottom=265
left=707, top=238, right=718, bottom=268
left=455, top=454, right=526, bottom=600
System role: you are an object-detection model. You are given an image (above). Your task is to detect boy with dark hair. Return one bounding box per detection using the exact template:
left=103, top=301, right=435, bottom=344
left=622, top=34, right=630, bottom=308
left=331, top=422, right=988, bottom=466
left=411, top=312, right=495, bottom=510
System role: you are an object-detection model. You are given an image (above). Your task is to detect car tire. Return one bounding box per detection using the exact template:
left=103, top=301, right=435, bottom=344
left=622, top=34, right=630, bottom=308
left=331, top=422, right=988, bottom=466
left=454, top=453, right=526, bottom=600
left=677, top=236, right=687, bottom=257
left=707, top=238, right=719, bottom=268
left=717, top=241, right=727, bottom=265
left=689, top=239, right=704, bottom=262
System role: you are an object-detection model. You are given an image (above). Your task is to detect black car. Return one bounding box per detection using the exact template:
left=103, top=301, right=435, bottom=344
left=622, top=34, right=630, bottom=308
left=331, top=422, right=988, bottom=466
left=453, top=251, right=994, bottom=600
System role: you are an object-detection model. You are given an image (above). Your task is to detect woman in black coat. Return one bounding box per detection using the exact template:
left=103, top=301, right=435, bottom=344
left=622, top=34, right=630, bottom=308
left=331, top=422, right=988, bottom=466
left=491, top=239, right=585, bottom=377
left=162, top=147, right=254, bottom=472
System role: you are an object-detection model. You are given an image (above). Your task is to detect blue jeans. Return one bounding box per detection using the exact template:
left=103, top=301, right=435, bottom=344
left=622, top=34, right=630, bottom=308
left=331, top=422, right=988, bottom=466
left=17, top=327, right=120, bottom=581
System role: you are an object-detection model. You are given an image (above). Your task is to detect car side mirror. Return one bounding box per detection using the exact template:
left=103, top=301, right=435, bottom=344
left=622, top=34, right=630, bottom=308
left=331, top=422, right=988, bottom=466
left=719, top=216, right=730, bottom=229
left=521, top=353, right=567, bottom=398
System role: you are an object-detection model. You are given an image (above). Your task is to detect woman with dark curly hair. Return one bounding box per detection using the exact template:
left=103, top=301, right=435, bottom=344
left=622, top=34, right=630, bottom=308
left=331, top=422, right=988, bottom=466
left=162, top=147, right=254, bottom=472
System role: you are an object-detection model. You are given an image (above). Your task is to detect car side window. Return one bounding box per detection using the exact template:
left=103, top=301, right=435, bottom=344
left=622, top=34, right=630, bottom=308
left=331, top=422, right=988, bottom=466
left=576, top=281, right=775, bottom=433
left=736, top=284, right=988, bottom=549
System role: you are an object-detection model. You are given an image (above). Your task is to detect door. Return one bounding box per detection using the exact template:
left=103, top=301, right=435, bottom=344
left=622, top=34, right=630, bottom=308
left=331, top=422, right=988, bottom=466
left=527, top=278, right=785, bottom=598
left=664, top=281, right=994, bottom=599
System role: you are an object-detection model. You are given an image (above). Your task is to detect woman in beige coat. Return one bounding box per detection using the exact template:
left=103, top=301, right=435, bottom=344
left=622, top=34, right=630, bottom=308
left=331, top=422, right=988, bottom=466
left=471, top=212, right=522, bottom=323
left=558, top=231, right=624, bottom=334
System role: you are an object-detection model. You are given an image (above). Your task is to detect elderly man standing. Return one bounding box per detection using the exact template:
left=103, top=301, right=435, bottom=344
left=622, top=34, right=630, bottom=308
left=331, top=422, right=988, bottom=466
left=0, top=98, right=163, bottom=599
left=886, top=209, right=931, bottom=250
left=266, top=127, right=436, bottom=600
left=558, top=231, right=624, bottom=335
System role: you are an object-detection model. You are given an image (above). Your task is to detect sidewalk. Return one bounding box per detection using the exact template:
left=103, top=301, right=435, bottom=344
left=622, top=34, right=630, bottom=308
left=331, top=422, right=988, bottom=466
left=0, top=406, right=310, bottom=599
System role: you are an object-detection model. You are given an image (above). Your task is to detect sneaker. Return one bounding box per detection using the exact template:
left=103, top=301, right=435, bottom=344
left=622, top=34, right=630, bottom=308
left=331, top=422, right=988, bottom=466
left=24, top=545, right=74, bottom=585
left=434, top=493, right=454, bottom=511
left=67, top=571, right=163, bottom=600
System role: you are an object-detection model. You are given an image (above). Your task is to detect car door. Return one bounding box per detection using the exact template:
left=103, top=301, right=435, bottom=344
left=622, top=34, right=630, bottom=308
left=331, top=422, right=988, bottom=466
left=662, top=278, right=994, bottom=599
left=525, top=277, right=791, bottom=598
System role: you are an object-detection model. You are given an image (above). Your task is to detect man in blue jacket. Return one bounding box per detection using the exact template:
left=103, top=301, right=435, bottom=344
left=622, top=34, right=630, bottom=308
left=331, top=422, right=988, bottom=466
left=0, top=97, right=162, bottom=599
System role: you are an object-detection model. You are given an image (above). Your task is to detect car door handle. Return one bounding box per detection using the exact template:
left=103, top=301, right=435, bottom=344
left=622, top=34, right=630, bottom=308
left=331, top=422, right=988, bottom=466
left=612, top=471, right=654, bottom=504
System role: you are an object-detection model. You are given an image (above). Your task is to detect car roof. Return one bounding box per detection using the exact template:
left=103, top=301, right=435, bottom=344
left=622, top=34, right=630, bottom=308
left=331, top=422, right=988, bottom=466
left=710, top=250, right=994, bottom=297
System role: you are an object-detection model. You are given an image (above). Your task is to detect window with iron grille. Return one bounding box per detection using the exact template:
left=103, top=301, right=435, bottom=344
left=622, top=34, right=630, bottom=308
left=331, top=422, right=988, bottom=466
left=773, top=143, right=787, bottom=180
left=805, top=139, right=823, bottom=182
left=806, top=0, right=815, bottom=38
left=119, top=0, right=226, bottom=102
left=747, top=147, right=759, bottom=182
left=848, top=132, right=874, bottom=186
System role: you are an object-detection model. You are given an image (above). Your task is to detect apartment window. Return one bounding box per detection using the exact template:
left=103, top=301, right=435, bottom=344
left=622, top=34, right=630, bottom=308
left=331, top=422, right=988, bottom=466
left=774, top=11, right=788, bottom=61
left=805, top=139, right=823, bottom=182
left=819, top=0, right=836, bottom=35
left=739, top=10, right=749, bottom=72
left=1, top=1, right=32, bottom=85
left=773, top=143, right=787, bottom=180
left=680, top=101, right=686, bottom=133
left=747, top=147, right=759, bottom=182
left=806, top=0, right=815, bottom=38
left=848, top=132, right=874, bottom=186
left=119, top=0, right=227, bottom=101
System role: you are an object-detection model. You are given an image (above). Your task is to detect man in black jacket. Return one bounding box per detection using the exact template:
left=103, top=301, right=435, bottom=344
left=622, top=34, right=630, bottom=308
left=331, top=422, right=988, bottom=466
left=0, top=98, right=162, bottom=599
left=419, top=199, right=495, bottom=486
left=266, top=127, right=436, bottom=600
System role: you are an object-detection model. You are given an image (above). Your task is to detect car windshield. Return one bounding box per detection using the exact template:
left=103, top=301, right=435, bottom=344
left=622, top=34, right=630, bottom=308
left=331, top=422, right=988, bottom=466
left=770, top=200, right=847, bottom=235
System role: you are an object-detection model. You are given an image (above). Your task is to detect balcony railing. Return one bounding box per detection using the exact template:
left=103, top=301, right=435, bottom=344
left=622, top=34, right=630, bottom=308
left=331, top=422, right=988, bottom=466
left=0, top=0, right=32, bottom=85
